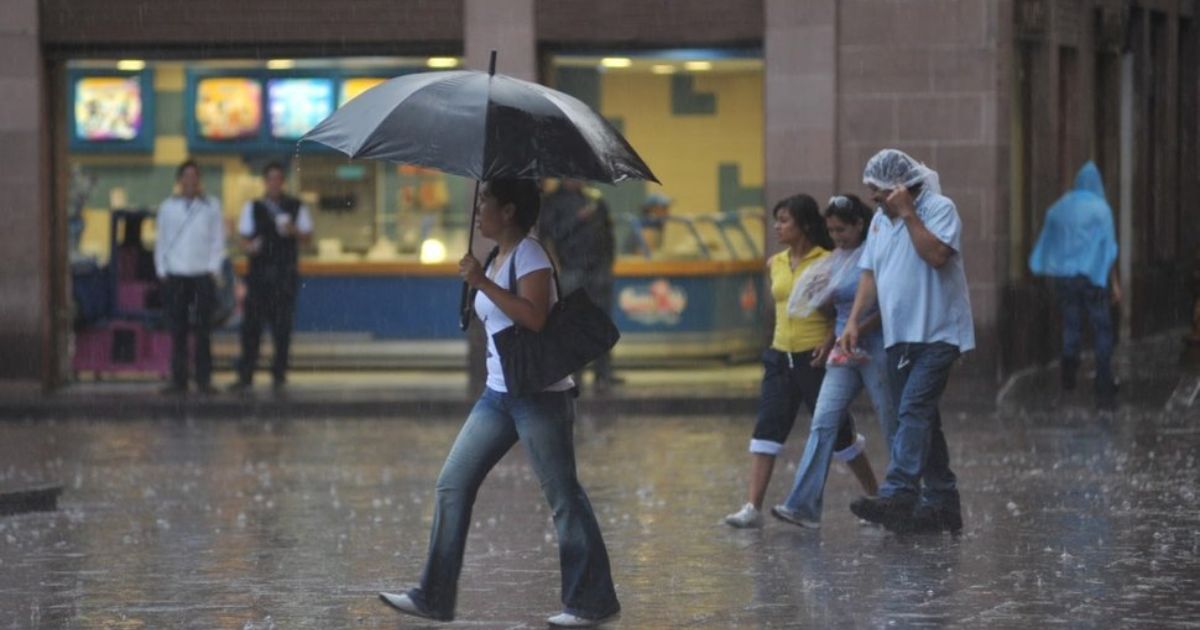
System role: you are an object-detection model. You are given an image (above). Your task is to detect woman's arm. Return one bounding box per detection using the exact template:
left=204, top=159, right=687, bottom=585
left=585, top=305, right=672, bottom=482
left=460, top=254, right=553, bottom=331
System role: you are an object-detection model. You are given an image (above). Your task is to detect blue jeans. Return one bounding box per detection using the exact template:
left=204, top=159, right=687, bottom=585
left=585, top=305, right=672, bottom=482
left=781, top=334, right=897, bottom=521
left=878, top=342, right=961, bottom=512
left=1054, top=275, right=1115, bottom=390
left=408, top=388, right=619, bottom=620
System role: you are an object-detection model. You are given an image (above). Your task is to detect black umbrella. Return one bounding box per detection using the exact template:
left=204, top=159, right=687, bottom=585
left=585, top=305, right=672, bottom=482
left=301, top=52, right=658, bottom=329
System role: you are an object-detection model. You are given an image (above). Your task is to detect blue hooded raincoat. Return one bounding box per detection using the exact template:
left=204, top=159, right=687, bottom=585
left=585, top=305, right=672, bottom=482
left=1028, top=161, right=1119, bottom=288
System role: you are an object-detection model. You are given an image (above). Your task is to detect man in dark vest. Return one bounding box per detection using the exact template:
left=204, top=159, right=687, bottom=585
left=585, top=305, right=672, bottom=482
left=229, top=162, right=312, bottom=393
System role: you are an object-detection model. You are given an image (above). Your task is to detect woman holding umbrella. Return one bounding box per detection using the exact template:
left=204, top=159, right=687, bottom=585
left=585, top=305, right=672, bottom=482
left=378, top=179, right=621, bottom=627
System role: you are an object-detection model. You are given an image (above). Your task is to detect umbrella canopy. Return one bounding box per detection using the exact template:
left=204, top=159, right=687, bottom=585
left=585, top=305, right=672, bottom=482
left=301, top=70, right=658, bottom=184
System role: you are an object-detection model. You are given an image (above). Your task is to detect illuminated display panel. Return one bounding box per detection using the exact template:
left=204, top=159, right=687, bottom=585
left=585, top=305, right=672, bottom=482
left=195, top=77, right=263, bottom=141
left=268, top=78, right=335, bottom=139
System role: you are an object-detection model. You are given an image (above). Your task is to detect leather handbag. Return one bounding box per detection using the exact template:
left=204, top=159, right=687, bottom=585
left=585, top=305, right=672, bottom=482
left=490, top=240, right=620, bottom=396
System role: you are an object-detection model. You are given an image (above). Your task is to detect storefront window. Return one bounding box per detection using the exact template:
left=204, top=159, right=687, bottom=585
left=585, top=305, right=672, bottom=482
left=548, top=51, right=766, bottom=261
left=66, top=57, right=471, bottom=267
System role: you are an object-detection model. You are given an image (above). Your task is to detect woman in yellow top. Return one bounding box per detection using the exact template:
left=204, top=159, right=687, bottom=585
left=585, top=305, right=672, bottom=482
left=725, top=194, right=879, bottom=528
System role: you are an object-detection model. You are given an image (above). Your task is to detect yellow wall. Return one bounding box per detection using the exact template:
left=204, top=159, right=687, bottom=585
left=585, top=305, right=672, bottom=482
left=600, top=70, right=764, bottom=217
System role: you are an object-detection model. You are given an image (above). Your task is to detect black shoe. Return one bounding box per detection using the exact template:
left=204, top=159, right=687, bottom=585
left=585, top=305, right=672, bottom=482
left=850, top=495, right=914, bottom=528
left=195, top=384, right=218, bottom=396
left=159, top=384, right=187, bottom=396
left=891, top=504, right=963, bottom=534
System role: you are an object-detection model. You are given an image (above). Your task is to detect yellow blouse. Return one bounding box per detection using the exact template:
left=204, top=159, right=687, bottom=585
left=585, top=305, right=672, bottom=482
left=769, top=247, right=833, bottom=353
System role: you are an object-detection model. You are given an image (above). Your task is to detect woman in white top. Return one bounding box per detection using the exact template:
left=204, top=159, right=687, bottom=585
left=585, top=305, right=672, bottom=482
left=379, top=180, right=620, bottom=628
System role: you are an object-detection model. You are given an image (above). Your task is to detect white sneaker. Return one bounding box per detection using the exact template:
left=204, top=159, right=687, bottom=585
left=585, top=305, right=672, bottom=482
left=770, top=505, right=820, bottom=529
left=724, top=502, right=763, bottom=528
left=547, top=610, right=621, bottom=627
left=378, top=591, right=446, bottom=621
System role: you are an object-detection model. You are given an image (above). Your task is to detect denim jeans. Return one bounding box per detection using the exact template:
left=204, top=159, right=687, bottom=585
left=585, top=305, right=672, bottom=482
left=781, top=334, right=897, bottom=521
left=408, top=388, right=619, bottom=620
left=1054, top=275, right=1115, bottom=390
left=878, top=342, right=961, bottom=513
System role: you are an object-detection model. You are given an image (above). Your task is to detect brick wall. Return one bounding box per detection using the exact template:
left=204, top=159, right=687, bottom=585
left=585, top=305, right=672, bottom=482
left=536, top=0, right=762, bottom=47
left=0, top=0, right=48, bottom=381
left=39, top=0, right=463, bottom=52
left=835, top=0, right=1010, bottom=375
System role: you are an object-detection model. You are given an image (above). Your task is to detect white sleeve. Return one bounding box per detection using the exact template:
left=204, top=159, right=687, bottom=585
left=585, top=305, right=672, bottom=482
left=296, top=204, right=314, bottom=235
left=154, top=200, right=171, bottom=278
left=209, top=199, right=227, bottom=274
left=237, top=201, right=255, bottom=237
left=515, top=239, right=553, bottom=280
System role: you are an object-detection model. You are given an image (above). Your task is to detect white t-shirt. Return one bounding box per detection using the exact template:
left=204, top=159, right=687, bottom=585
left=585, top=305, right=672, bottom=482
left=475, top=238, right=574, bottom=393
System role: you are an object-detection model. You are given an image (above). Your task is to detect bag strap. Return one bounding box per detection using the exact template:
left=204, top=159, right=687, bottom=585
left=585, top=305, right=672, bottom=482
left=506, top=238, right=562, bottom=300
left=159, top=197, right=205, bottom=265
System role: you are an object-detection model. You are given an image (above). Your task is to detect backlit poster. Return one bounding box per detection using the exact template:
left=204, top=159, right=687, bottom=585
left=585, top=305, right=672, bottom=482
left=268, top=78, right=335, bottom=139
left=195, top=77, right=262, bottom=140
left=74, top=76, right=143, bottom=141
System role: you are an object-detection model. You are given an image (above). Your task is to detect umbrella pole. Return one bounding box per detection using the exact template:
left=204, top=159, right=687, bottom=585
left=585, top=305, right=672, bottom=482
left=458, top=178, right=483, bottom=331
left=458, top=50, right=498, bottom=332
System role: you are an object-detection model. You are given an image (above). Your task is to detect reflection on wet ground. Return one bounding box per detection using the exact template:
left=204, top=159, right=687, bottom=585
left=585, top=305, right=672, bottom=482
left=1, top=399, right=1197, bottom=628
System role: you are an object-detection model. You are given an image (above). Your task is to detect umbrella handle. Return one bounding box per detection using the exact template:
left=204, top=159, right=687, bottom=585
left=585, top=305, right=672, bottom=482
left=458, top=281, right=473, bottom=332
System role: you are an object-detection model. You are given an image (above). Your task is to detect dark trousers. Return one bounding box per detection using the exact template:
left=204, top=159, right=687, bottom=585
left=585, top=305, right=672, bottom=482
left=1054, top=275, right=1115, bottom=393
left=165, top=274, right=215, bottom=387
left=237, top=281, right=296, bottom=385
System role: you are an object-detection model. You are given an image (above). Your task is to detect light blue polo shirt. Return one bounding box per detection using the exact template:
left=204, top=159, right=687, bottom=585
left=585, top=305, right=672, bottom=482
left=859, top=192, right=975, bottom=352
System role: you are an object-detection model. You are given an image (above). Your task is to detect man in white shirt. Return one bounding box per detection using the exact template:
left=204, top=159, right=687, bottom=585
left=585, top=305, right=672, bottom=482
left=841, top=149, right=975, bottom=534
left=153, top=160, right=226, bottom=395
left=229, top=161, right=313, bottom=393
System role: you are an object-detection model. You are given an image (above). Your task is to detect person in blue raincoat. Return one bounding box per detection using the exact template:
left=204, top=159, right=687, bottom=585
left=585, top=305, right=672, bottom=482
left=1028, top=161, right=1121, bottom=408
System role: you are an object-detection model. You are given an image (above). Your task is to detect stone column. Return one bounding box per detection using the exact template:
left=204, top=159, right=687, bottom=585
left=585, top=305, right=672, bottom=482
left=763, top=0, right=837, bottom=254
left=464, top=0, right=536, bottom=82
left=462, top=0, right=536, bottom=396
left=0, top=0, right=48, bottom=385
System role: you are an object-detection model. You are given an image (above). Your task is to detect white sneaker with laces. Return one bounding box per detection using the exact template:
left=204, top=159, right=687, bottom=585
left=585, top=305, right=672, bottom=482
left=547, top=610, right=621, bottom=627
left=724, top=502, right=764, bottom=528
left=770, top=505, right=820, bottom=529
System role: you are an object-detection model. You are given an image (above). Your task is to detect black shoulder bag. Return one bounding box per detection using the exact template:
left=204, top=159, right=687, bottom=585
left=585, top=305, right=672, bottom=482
left=491, top=240, right=620, bottom=396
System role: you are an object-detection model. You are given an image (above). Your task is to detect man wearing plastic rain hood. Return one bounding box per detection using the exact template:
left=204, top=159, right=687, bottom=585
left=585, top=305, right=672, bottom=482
left=839, top=149, right=975, bottom=534
left=1028, top=161, right=1120, bottom=409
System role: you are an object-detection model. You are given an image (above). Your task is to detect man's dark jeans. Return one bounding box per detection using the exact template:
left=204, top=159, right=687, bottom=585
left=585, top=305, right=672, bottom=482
left=1054, top=275, right=1115, bottom=394
left=879, top=342, right=961, bottom=514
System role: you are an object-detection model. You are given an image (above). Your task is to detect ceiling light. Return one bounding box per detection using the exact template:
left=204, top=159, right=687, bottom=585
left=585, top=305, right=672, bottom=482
left=683, top=60, right=712, bottom=71
left=601, top=57, right=632, bottom=68
left=426, top=57, right=459, bottom=69
left=266, top=59, right=296, bottom=70
left=650, top=64, right=677, bottom=75
left=116, top=59, right=145, bottom=71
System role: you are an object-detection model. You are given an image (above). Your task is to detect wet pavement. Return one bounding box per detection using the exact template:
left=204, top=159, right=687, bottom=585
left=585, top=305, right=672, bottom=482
left=2, top=379, right=1197, bottom=629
